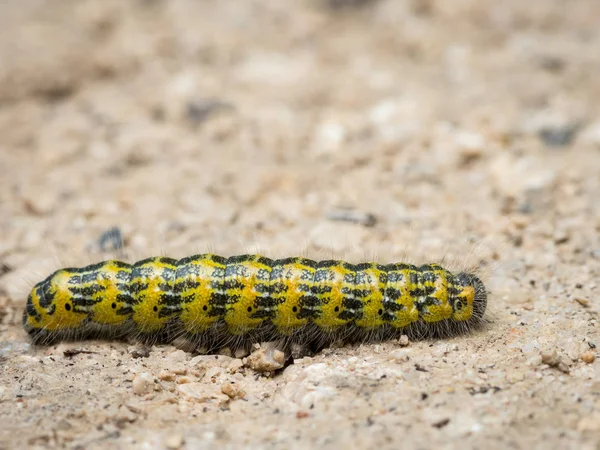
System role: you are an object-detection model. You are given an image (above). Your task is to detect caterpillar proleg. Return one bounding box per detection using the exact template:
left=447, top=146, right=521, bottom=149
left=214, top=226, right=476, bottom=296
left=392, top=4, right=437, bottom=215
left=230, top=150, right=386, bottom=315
left=23, top=254, right=488, bottom=352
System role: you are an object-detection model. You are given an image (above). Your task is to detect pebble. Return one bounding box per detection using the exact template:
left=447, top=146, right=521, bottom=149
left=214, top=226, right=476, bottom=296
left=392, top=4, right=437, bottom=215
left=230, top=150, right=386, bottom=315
left=454, top=130, right=485, bottom=160
left=315, top=121, right=346, bottom=154
left=244, top=344, right=286, bottom=373
left=553, top=230, right=570, bottom=245
left=132, top=372, right=154, bottom=395
left=581, top=351, right=596, bottom=364
left=541, top=349, right=560, bottom=366
left=432, top=418, right=451, bottom=429
left=221, top=382, right=245, bottom=400
left=129, top=347, right=151, bottom=359
left=541, top=349, right=570, bottom=374
left=186, top=99, right=231, bottom=124
left=398, top=335, right=410, bottom=347
left=326, top=209, right=377, bottom=227
left=166, top=350, right=190, bottom=364
left=164, top=434, right=184, bottom=449
left=228, top=359, right=244, bottom=371
left=538, top=125, right=578, bottom=148
left=158, top=371, right=176, bottom=382
left=575, top=297, right=590, bottom=308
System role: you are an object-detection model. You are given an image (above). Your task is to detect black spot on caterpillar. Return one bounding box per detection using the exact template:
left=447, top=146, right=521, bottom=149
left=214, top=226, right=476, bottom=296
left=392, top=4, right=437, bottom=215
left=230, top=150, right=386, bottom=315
left=23, top=254, right=488, bottom=353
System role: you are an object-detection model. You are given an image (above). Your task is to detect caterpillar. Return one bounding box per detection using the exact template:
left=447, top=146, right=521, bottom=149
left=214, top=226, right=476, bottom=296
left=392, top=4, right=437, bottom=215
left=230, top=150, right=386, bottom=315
left=22, top=254, right=488, bottom=352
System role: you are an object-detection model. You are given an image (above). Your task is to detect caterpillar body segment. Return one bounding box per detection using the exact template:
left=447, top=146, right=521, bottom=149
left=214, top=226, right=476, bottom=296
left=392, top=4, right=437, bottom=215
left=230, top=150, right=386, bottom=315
left=23, top=254, right=488, bottom=349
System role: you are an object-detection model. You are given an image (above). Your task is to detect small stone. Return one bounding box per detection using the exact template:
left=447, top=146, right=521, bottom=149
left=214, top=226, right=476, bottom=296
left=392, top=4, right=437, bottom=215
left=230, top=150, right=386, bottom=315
left=176, top=376, right=193, bottom=384
left=398, top=335, right=410, bottom=347
left=553, top=230, right=570, bottom=245
left=129, top=347, right=151, bottom=358
left=455, top=130, right=485, bottom=165
left=132, top=372, right=153, bottom=395
left=158, top=371, right=176, bottom=382
left=432, top=418, right=451, bottom=429
left=315, top=121, right=346, bottom=154
left=511, top=215, right=531, bottom=229
left=541, top=349, right=571, bottom=373
left=581, top=351, right=596, bottom=364
left=538, top=125, right=579, bottom=148
left=164, top=434, right=184, bottom=449
left=541, top=349, right=560, bottom=366
left=326, top=209, right=377, bottom=227
left=166, top=349, right=189, bottom=363
left=221, top=382, right=245, bottom=399
left=244, top=343, right=286, bottom=373
left=228, top=359, right=244, bottom=371
left=186, top=99, right=232, bottom=124
left=93, top=227, right=124, bottom=253
left=575, top=297, right=590, bottom=308
left=556, top=362, right=570, bottom=374
left=273, top=350, right=286, bottom=365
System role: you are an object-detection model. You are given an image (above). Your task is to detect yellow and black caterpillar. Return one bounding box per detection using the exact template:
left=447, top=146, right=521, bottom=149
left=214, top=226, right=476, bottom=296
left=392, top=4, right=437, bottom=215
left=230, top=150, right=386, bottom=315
left=23, top=254, right=487, bottom=351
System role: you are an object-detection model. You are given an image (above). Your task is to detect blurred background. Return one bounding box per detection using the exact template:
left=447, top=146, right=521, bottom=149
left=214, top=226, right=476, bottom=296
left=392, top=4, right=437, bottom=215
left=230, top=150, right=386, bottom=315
left=0, top=0, right=598, bottom=263
left=0, top=1, right=599, bottom=448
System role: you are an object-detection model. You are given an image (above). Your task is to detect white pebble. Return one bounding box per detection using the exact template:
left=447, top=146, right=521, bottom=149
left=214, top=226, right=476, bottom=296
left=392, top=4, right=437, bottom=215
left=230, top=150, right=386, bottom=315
left=164, top=434, right=184, bottom=449
left=132, top=372, right=153, bottom=395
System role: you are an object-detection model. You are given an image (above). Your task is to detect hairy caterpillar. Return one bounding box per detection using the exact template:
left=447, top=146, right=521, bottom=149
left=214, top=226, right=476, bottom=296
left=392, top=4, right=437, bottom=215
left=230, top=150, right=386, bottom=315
left=23, top=254, right=487, bottom=352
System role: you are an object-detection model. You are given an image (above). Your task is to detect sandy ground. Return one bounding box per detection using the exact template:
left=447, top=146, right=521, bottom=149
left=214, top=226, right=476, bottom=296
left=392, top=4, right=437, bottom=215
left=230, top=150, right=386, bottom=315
left=1, top=0, right=599, bottom=449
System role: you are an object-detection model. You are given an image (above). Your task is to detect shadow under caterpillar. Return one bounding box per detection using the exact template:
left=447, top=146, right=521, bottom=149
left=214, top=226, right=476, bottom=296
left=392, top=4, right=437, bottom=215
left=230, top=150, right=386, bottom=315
left=23, top=254, right=488, bottom=353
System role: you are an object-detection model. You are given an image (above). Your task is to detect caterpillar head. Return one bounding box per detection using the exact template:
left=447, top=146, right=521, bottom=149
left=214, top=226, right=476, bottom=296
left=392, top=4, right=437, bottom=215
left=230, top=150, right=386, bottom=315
left=451, top=272, right=487, bottom=322
left=23, top=269, right=88, bottom=341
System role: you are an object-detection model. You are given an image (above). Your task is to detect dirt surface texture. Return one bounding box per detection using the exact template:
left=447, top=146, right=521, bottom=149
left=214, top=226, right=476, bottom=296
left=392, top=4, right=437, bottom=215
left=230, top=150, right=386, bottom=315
left=1, top=1, right=599, bottom=449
